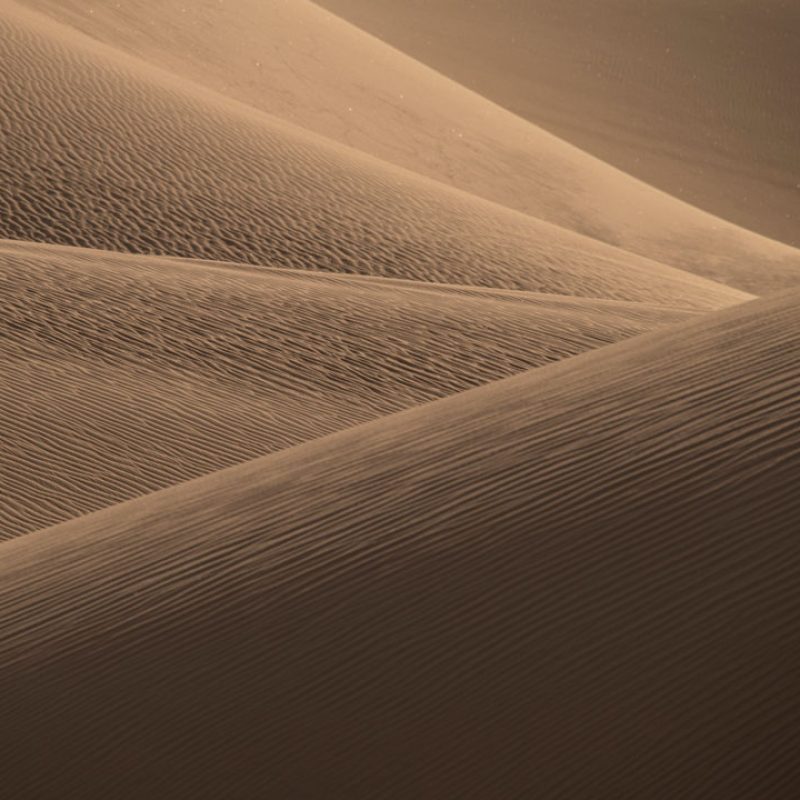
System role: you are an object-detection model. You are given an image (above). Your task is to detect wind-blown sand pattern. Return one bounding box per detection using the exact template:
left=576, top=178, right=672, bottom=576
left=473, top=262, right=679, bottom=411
left=2, top=0, right=798, bottom=796
left=11, top=0, right=800, bottom=292
left=0, top=240, right=694, bottom=537
left=2, top=293, right=799, bottom=798
left=0, top=2, right=750, bottom=307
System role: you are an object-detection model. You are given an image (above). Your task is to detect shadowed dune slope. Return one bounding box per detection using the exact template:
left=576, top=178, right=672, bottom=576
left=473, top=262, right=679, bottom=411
left=2, top=292, right=799, bottom=798
left=318, top=0, right=800, bottom=249
left=0, top=2, right=747, bottom=309
left=0, top=240, right=694, bottom=537
left=14, top=0, right=800, bottom=293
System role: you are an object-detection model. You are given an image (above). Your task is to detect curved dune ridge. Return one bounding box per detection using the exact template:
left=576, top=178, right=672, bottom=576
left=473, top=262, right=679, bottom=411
left=2, top=292, right=799, bottom=798
left=0, top=239, right=696, bottom=538
left=317, top=0, right=800, bottom=249
left=11, top=0, right=800, bottom=293
left=0, top=1, right=749, bottom=310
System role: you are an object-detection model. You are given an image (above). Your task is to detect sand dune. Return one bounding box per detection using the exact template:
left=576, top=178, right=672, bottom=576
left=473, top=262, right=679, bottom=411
left=2, top=1, right=797, bottom=794
left=0, top=1, right=750, bottom=308
left=12, top=0, right=800, bottom=293
left=2, top=292, right=798, bottom=797
left=0, top=239, right=696, bottom=537
left=318, top=0, right=800, bottom=249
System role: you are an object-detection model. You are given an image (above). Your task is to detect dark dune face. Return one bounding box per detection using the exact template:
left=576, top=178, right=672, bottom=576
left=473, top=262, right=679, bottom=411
left=2, top=293, right=800, bottom=798
left=317, top=0, right=800, bottom=247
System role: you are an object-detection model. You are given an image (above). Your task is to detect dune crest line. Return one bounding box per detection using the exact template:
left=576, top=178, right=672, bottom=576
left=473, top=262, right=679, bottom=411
left=12, top=0, right=800, bottom=292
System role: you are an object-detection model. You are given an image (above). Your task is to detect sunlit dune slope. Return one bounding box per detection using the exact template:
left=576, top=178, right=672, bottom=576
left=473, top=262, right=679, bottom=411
left=3, top=292, right=799, bottom=798
left=0, top=2, right=747, bottom=308
left=318, top=0, right=800, bottom=250
left=14, top=0, right=800, bottom=293
left=0, top=240, right=695, bottom=537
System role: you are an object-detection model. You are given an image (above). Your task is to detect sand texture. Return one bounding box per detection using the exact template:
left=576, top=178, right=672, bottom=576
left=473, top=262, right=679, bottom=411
left=0, top=239, right=694, bottom=538
left=4, top=0, right=800, bottom=294
left=1, top=0, right=798, bottom=796
left=0, top=2, right=753, bottom=307
left=2, top=293, right=799, bottom=798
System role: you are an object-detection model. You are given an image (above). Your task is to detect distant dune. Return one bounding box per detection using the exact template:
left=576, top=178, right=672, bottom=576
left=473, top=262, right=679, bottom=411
left=2, top=292, right=799, bottom=798
left=0, top=240, right=696, bottom=537
left=0, top=2, right=751, bottom=306
left=318, top=0, right=800, bottom=249
left=12, top=0, right=800, bottom=293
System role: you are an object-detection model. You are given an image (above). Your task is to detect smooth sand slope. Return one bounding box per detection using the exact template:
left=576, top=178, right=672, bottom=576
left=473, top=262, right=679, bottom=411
left=13, top=0, right=800, bottom=293
left=0, top=239, right=696, bottom=537
left=0, top=2, right=749, bottom=308
left=2, top=292, right=799, bottom=798
left=319, top=0, right=800, bottom=248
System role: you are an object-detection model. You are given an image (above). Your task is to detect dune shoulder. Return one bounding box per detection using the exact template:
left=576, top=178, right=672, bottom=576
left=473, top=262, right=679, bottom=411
left=2, top=290, right=799, bottom=797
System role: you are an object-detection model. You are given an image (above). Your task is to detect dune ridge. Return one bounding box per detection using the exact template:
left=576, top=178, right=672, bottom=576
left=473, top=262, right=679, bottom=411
left=11, top=0, right=800, bottom=293
left=0, top=240, right=697, bottom=538
left=316, top=0, right=800, bottom=249
left=2, top=291, right=799, bottom=797
left=0, top=1, right=754, bottom=310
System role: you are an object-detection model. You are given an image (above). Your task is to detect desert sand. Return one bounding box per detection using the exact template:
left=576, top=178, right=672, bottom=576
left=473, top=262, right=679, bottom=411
left=0, top=1, right=758, bottom=305
left=1, top=0, right=798, bottom=797
left=1, top=239, right=695, bottom=537
left=5, top=0, right=800, bottom=292
left=318, top=0, right=800, bottom=248
left=3, top=292, right=800, bottom=798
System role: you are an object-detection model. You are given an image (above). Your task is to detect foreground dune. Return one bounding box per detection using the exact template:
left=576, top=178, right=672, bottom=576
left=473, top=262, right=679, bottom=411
left=13, top=0, right=800, bottom=293
left=0, top=2, right=749, bottom=308
left=0, top=240, right=696, bottom=537
left=2, top=291, right=798, bottom=797
left=318, top=0, right=800, bottom=249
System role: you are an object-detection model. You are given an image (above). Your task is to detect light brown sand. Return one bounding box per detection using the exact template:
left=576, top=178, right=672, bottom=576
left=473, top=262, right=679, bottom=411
left=2, top=292, right=799, bottom=798
left=0, top=240, right=695, bottom=538
left=12, top=0, right=800, bottom=293
left=6, top=0, right=800, bottom=293
left=1, top=0, right=798, bottom=796
left=0, top=1, right=752, bottom=306
left=317, top=0, right=800, bottom=249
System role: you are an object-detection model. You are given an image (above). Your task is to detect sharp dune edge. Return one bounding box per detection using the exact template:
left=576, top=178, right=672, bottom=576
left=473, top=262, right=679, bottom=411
left=11, top=0, right=800, bottom=293
left=0, top=239, right=694, bottom=538
left=2, top=293, right=800, bottom=798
